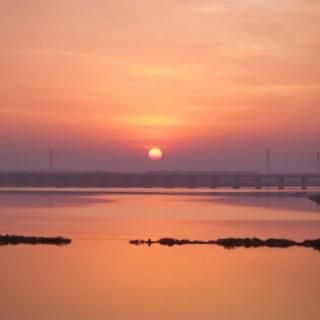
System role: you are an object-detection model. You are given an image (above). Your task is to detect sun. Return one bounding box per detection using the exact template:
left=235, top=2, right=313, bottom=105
left=148, top=148, right=163, bottom=160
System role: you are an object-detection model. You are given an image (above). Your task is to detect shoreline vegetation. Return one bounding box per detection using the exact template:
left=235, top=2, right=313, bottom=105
left=130, top=237, right=320, bottom=251
left=0, top=235, right=72, bottom=246
left=308, top=194, right=320, bottom=204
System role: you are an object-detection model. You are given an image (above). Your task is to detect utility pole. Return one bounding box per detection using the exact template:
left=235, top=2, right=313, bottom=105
left=49, top=149, right=53, bottom=171
left=13, top=158, right=18, bottom=171
left=265, top=148, right=270, bottom=175
left=24, top=156, right=29, bottom=171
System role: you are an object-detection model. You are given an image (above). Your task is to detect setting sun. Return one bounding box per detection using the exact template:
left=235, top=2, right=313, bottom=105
left=148, top=148, right=163, bottom=160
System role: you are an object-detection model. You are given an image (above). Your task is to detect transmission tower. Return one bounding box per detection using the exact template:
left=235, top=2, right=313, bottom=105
left=265, top=148, right=270, bottom=174
left=49, top=149, right=54, bottom=171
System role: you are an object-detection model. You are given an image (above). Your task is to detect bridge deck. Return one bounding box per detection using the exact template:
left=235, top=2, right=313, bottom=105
left=0, top=172, right=319, bottom=189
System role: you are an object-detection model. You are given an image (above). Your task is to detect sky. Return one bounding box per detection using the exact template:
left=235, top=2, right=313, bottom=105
left=0, top=0, right=319, bottom=172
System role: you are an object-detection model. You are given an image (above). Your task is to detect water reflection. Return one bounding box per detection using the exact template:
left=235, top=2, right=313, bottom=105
left=0, top=190, right=319, bottom=320
left=0, top=192, right=111, bottom=207
left=188, top=193, right=320, bottom=213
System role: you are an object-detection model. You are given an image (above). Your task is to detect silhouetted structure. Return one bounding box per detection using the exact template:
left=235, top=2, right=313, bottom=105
left=49, top=149, right=54, bottom=171
left=0, top=234, right=71, bottom=246
left=24, top=156, right=28, bottom=171
left=309, top=194, right=320, bottom=204
left=265, top=148, right=270, bottom=174
left=0, top=171, right=319, bottom=189
left=130, top=237, right=320, bottom=251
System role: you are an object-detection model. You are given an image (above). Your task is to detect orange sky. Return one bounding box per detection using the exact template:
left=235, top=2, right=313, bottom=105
left=0, top=0, right=319, bottom=171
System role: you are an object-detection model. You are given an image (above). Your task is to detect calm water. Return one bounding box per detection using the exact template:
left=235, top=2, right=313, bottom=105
left=0, top=189, right=320, bottom=320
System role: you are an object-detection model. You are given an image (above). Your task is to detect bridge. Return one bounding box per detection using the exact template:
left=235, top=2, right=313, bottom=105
left=0, top=172, right=320, bottom=190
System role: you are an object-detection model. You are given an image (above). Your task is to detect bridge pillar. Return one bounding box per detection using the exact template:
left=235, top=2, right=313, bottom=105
left=210, top=176, right=218, bottom=189
left=233, top=176, right=240, bottom=189
left=58, top=174, right=68, bottom=187
left=278, top=176, right=285, bottom=190
left=165, top=176, right=174, bottom=188
left=187, top=176, right=196, bottom=188
left=124, top=175, right=132, bottom=187
left=144, top=176, right=153, bottom=188
left=80, top=175, right=89, bottom=187
left=17, top=174, right=28, bottom=187
left=301, top=177, right=308, bottom=190
left=98, top=175, right=108, bottom=187
left=255, top=176, right=262, bottom=189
